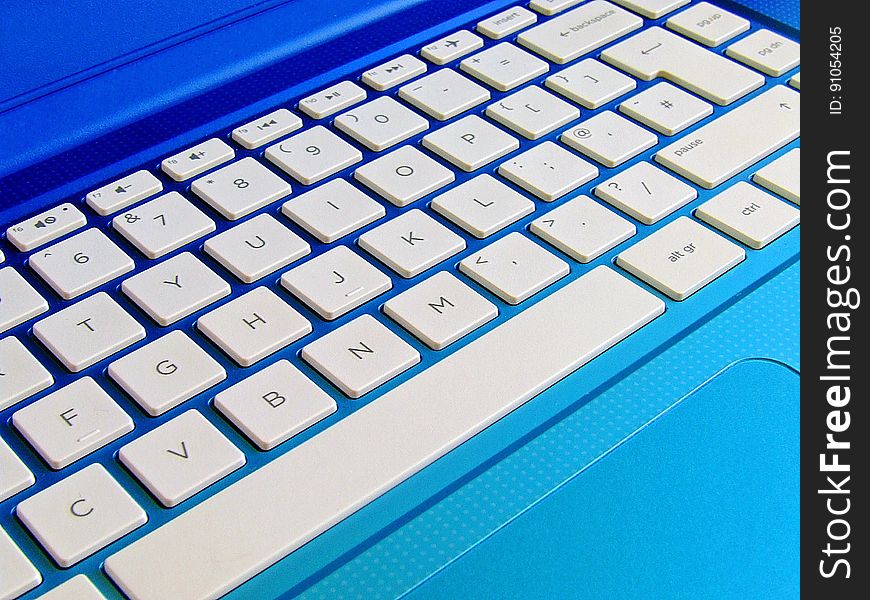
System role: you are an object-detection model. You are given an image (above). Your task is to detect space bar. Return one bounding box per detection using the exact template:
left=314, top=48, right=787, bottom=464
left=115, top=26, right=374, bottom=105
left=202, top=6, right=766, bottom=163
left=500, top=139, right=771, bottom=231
left=105, top=266, right=665, bottom=600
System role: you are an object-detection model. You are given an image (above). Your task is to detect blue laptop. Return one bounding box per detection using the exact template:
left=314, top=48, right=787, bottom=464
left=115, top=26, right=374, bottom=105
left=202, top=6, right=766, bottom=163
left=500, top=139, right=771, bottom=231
left=0, top=0, right=800, bottom=598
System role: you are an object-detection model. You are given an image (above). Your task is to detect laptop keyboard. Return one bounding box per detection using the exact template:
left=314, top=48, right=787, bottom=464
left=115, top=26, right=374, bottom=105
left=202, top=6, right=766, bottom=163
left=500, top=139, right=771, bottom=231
left=0, top=1, right=799, bottom=597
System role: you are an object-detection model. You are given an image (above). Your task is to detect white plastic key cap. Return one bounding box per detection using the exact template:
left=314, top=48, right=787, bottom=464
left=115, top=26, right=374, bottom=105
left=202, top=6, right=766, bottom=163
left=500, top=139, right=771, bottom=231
left=422, top=115, right=519, bottom=172
left=498, top=141, right=598, bottom=201
left=695, top=181, right=799, bottom=249
left=665, top=2, right=749, bottom=47
left=0, top=526, right=41, bottom=599
left=459, top=232, right=569, bottom=304
left=12, top=377, right=134, bottom=469
left=108, top=330, right=227, bottom=416
left=420, top=30, right=484, bottom=65
left=334, top=97, right=429, bottom=152
left=282, top=179, right=385, bottom=243
left=655, top=86, right=800, bottom=189
left=231, top=109, right=303, bottom=149
left=361, top=54, right=427, bottom=91
left=753, top=148, right=800, bottom=205
left=103, top=266, right=664, bottom=600
left=517, top=0, right=643, bottom=64
left=485, top=85, right=579, bottom=140
left=726, top=29, right=800, bottom=77
left=161, top=138, right=234, bottom=182
left=280, top=246, right=392, bottom=320
left=529, top=0, right=584, bottom=16
left=119, top=410, right=245, bottom=507
left=0, top=267, right=48, bottom=334
left=431, top=174, right=535, bottom=238
left=354, top=145, right=454, bottom=207
left=301, top=314, right=420, bottom=398
left=617, top=216, right=745, bottom=300
left=595, top=160, right=697, bottom=224
left=86, top=170, right=164, bottom=216
left=113, top=192, right=215, bottom=259
left=601, top=27, right=764, bottom=106
left=1, top=435, right=35, bottom=503
left=32, top=293, right=145, bottom=373
left=619, top=82, right=713, bottom=136
left=545, top=59, right=636, bottom=109
left=204, top=213, right=311, bottom=282
left=7, top=203, right=87, bottom=252
left=0, top=337, right=53, bottom=412
left=298, top=81, right=367, bottom=119
left=477, top=6, right=537, bottom=39
left=561, top=111, right=657, bottom=168
left=34, top=575, right=105, bottom=600
left=191, top=157, right=292, bottom=220
left=789, top=72, right=800, bottom=89
left=357, top=209, right=466, bottom=278
left=531, top=195, right=636, bottom=262
left=29, top=228, right=134, bottom=300
left=460, top=43, right=549, bottom=92
left=16, top=464, right=146, bottom=567
left=398, top=69, right=490, bottom=121
left=197, top=287, right=312, bottom=367
left=265, top=126, right=363, bottom=185
left=214, top=360, right=337, bottom=450
left=383, top=271, right=498, bottom=350
left=611, top=0, right=688, bottom=18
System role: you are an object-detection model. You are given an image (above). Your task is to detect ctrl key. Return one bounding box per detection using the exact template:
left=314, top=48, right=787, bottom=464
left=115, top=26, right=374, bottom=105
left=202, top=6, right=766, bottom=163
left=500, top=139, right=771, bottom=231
left=616, top=216, right=744, bottom=301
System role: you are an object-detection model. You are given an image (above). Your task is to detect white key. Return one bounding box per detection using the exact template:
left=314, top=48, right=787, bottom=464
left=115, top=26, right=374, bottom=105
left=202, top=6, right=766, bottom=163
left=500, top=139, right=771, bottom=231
left=601, top=27, right=764, bottom=106
left=301, top=314, right=420, bottom=398
left=113, top=192, right=215, bottom=259
left=86, top=170, right=163, bottom=216
left=358, top=209, right=466, bottom=278
left=422, top=115, right=519, bottom=172
left=431, top=174, right=535, bottom=238
left=280, top=246, right=392, bottom=320
left=485, top=85, right=579, bottom=139
left=122, top=253, right=230, bottom=326
left=191, top=157, right=292, bottom=220
left=282, top=179, right=385, bottom=243
left=617, top=215, right=744, bottom=300
left=665, top=2, right=749, bottom=47
left=655, top=86, right=800, bottom=189
left=29, top=228, right=134, bottom=300
left=517, top=1, right=643, bottom=64
left=7, top=203, right=87, bottom=252
left=298, top=81, right=367, bottom=119
left=0, top=526, right=41, bottom=599
left=0, top=267, right=48, bottom=334
left=12, top=377, right=134, bottom=469
left=34, top=575, right=105, bottom=600
left=361, top=54, right=427, bottom=91
left=420, top=30, right=484, bottom=65
left=619, top=81, right=713, bottom=135
left=0, top=249, right=3, bottom=263
left=108, top=330, right=227, bottom=416
left=529, top=0, right=584, bottom=16
left=16, top=464, right=146, bottom=567
left=595, top=161, right=697, bottom=224
left=459, top=232, right=569, bottom=304
left=33, top=293, right=145, bottom=373
left=354, top=145, right=454, bottom=207
left=611, top=0, right=688, bottom=18
left=161, top=138, right=234, bottom=182
left=531, top=195, right=636, bottom=262
left=1, top=435, right=35, bottom=503
left=383, top=271, right=498, bottom=350
left=561, top=111, right=657, bottom=167
left=726, top=29, right=800, bottom=77
left=477, top=6, right=537, bottom=39
left=204, top=213, right=311, bottom=282
left=753, top=148, right=800, bottom=205
left=695, top=182, right=800, bottom=249
left=545, top=58, right=637, bottom=109
left=119, top=410, right=245, bottom=507
left=460, top=43, right=549, bottom=91
left=0, top=337, right=53, bottom=412
left=334, top=97, right=428, bottom=152
left=231, top=109, right=303, bottom=149
left=789, top=72, right=800, bottom=89
left=103, top=266, right=664, bottom=600
left=398, top=69, right=490, bottom=121
left=265, top=126, right=362, bottom=185
left=197, top=287, right=312, bottom=366
left=498, top=141, right=598, bottom=201
left=214, top=360, right=337, bottom=450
